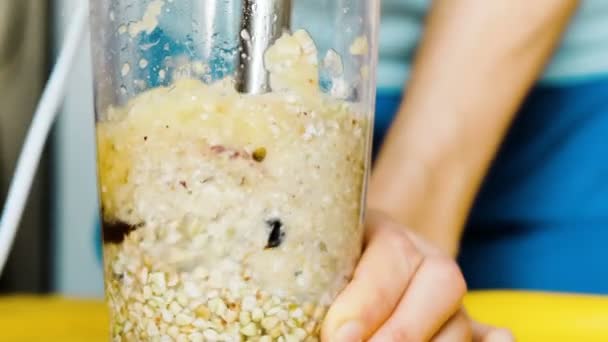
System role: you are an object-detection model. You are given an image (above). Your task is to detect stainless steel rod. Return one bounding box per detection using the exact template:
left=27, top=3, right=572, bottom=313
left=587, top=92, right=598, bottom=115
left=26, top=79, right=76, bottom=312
left=236, top=0, right=292, bottom=94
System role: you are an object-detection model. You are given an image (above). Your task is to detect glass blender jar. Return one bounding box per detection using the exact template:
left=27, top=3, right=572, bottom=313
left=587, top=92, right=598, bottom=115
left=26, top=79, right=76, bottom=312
left=90, top=0, right=378, bottom=340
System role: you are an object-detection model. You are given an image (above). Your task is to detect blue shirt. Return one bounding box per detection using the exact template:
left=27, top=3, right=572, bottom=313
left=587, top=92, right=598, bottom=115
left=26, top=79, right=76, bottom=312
left=376, top=0, right=608, bottom=89
left=372, top=1, right=608, bottom=294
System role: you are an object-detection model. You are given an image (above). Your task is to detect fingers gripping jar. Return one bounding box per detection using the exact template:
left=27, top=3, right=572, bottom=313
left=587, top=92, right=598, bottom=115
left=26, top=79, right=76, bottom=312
left=90, top=0, right=379, bottom=340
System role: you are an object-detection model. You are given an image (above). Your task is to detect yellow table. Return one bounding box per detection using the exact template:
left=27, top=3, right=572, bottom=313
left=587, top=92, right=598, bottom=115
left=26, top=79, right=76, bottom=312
left=465, top=291, right=608, bottom=341
left=1, top=291, right=607, bottom=341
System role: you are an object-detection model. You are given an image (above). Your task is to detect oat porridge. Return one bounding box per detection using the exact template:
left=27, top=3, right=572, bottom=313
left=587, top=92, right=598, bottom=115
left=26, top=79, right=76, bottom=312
left=97, top=30, right=369, bottom=342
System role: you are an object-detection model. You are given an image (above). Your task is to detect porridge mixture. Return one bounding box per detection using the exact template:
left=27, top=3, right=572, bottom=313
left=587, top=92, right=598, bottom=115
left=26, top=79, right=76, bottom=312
left=98, top=30, right=369, bottom=341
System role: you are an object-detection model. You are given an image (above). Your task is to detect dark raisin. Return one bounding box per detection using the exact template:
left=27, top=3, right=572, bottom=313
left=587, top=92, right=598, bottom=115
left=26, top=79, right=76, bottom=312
left=179, top=180, right=188, bottom=189
left=102, top=220, right=142, bottom=244
left=265, top=219, right=285, bottom=249
left=143, top=136, right=148, bottom=141
left=252, top=147, right=267, bottom=162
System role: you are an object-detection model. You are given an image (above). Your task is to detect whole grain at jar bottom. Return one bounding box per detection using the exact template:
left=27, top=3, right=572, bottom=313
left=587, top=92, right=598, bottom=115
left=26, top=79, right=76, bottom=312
left=98, top=30, right=369, bottom=342
left=105, top=245, right=328, bottom=341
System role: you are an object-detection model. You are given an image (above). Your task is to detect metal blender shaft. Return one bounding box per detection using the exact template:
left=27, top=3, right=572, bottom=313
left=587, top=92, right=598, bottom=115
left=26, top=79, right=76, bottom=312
left=236, top=0, right=292, bottom=94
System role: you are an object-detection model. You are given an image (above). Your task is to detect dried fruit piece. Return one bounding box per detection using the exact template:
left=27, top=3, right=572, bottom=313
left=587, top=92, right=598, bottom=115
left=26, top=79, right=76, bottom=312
left=265, top=219, right=285, bottom=249
left=252, top=147, right=267, bottom=162
left=102, top=220, right=142, bottom=244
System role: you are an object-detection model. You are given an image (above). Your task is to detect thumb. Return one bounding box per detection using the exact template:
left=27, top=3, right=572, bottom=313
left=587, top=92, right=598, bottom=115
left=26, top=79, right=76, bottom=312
left=321, top=219, right=423, bottom=341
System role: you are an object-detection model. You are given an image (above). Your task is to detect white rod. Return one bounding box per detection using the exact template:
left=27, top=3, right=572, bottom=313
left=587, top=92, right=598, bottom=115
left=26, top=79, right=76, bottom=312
left=0, top=2, right=89, bottom=274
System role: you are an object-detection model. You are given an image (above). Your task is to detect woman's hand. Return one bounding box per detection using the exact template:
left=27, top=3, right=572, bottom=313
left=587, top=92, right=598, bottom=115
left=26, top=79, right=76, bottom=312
left=321, top=210, right=513, bottom=342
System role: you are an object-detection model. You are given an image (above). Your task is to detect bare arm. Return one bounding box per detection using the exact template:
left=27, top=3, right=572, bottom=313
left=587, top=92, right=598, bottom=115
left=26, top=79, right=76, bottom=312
left=368, top=0, right=579, bottom=255
left=322, top=2, right=580, bottom=340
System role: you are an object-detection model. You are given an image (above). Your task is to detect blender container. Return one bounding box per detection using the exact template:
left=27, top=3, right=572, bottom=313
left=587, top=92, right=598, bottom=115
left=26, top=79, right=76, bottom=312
left=90, top=0, right=378, bottom=340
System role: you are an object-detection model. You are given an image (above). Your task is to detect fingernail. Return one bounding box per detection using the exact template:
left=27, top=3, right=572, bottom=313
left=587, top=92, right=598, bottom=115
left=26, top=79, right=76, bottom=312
left=489, top=329, right=515, bottom=342
left=333, top=321, right=363, bottom=342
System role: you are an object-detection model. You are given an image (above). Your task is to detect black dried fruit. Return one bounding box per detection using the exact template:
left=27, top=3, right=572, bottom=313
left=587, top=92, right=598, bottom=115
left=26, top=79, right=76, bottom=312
left=102, top=220, right=142, bottom=244
left=252, top=147, right=267, bottom=162
left=265, top=219, right=285, bottom=249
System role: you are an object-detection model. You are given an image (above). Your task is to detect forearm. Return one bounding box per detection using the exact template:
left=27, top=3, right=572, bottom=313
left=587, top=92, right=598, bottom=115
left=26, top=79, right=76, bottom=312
left=368, top=0, right=579, bottom=255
